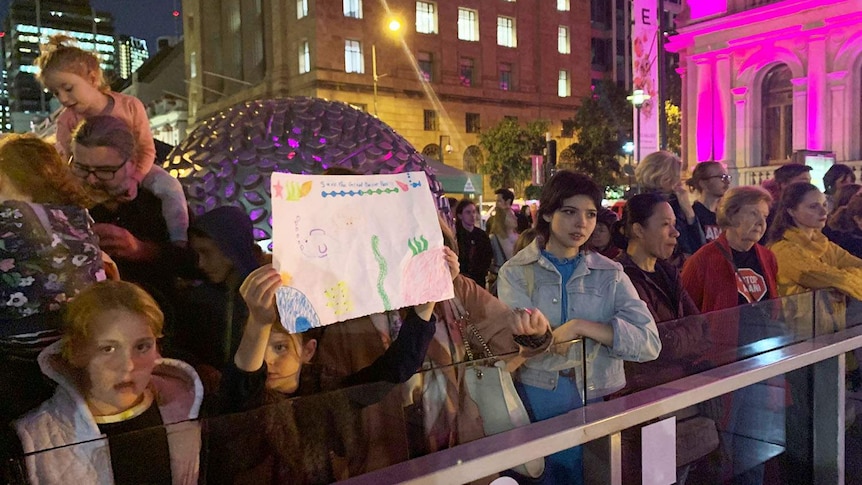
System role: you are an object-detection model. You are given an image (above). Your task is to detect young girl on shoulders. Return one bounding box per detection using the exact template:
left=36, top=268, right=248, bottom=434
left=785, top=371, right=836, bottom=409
left=34, top=35, right=189, bottom=245
left=14, top=281, right=202, bottom=485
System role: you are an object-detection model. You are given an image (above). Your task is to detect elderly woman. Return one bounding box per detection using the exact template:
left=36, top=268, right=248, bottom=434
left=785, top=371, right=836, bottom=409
left=636, top=151, right=705, bottom=266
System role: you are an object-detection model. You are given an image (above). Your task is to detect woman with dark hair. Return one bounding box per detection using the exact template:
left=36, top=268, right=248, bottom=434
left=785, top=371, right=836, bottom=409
left=497, top=170, right=660, bottom=485
left=614, top=192, right=709, bottom=485
left=825, top=195, right=862, bottom=259
left=686, top=161, right=730, bottom=243
left=823, top=164, right=856, bottom=212
left=767, top=182, right=862, bottom=330
left=453, top=198, right=493, bottom=286
left=587, top=208, right=622, bottom=259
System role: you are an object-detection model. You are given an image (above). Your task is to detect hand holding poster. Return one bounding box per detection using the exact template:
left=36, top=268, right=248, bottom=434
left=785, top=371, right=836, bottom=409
left=270, top=171, right=454, bottom=333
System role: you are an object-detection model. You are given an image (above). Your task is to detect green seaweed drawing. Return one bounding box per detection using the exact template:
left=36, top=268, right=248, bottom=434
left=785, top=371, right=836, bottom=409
left=407, top=236, right=429, bottom=256
left=371, top=235, right=392, bottom=310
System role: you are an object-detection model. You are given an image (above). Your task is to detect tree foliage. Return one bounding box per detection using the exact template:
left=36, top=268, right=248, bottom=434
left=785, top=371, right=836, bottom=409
left=478, top=118, right=550, bottom=189
left=565, top=80, right=632, bottom=190
left=665, top=100, right=681, bottom=155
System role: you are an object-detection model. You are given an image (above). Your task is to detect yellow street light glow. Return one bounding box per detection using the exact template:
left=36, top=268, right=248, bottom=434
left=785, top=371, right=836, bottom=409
left=388, top=19, right=401, bottom=32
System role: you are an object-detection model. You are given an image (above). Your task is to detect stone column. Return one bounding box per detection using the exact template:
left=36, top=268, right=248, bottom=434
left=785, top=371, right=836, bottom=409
left=732, top=86, right=749, bottom=170
left=828, top=71, right=848, bottom=161
left=791, top=77, right=808, bottom=153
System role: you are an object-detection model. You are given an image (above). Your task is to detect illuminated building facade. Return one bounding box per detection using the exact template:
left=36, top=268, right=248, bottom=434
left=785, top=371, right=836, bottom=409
left=668, top=0, right=862, bottom=183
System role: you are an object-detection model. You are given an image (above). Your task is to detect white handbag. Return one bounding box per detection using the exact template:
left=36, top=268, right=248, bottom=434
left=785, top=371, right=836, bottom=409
left=452, top=298, right=545, bottom=479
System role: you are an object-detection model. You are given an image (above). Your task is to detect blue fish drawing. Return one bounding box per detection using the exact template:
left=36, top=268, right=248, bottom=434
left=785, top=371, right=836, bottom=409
left=275, top=286, right=321, bottom=333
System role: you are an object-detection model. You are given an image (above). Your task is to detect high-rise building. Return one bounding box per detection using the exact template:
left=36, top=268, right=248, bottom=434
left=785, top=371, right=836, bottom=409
left=117, top=35, right=149, bottom=80
left=2, top=0, right=115, bottom=132
left=181, top=0, right=593, bottom=175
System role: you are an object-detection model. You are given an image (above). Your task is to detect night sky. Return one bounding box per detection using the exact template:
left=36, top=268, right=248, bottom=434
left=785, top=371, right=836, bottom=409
left=90, top=0, right=183, bottom=54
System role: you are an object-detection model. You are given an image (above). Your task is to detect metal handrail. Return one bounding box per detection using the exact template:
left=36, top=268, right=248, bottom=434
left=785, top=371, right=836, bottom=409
left=342, top=324, right=862, bottom=484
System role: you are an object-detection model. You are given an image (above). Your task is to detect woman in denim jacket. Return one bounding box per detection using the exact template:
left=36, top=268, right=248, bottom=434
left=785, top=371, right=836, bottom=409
left=498, top=171, right=661, bottom=485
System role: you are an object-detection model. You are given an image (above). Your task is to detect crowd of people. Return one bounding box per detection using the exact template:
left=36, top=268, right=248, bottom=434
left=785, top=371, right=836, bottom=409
left=2, top=34, right=862, bottom=485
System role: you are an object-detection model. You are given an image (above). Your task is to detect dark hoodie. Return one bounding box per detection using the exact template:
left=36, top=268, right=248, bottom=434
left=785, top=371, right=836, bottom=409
left=174, top=206, right=260, bottom=369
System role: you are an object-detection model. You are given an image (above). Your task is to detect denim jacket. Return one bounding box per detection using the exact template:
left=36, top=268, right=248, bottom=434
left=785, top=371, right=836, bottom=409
left=498, top=240, right=661, bottom=398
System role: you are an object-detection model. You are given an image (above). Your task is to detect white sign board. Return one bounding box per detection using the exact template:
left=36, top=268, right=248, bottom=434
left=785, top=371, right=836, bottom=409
left=632, top=0, right=660, bottom=160
left=271, top=172, right=454, bottom=333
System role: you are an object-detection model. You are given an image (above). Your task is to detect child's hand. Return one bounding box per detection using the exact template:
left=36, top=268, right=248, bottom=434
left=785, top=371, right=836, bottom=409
left=240, top=265, right=282, bottom=326
left=443, top=246, right=459, bottom=280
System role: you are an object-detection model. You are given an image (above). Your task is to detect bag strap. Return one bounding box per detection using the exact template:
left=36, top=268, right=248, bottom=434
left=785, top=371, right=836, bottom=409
left=450, top=297, right=528, bottom=374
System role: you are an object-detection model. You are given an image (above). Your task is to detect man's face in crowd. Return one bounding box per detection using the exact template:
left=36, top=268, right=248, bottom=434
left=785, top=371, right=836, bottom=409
left=71, top=144, right=137, bottom=204
left=495, top=193, right=512, bottom=210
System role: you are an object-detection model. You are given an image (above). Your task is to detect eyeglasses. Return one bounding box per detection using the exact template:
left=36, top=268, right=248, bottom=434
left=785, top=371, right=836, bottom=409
left=68, top=155, right=130, bottom=181
left=705, top=174, right=732, bottom=183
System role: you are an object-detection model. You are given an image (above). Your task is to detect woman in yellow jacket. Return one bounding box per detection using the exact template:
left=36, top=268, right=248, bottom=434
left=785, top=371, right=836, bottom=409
left=766, top=182, right=862, bottom=334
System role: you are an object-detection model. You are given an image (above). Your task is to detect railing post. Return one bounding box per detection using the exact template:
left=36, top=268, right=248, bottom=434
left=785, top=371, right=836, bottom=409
left=583, top=433, right=622, bottom=485
left=813, top=354, right=845, bottom=485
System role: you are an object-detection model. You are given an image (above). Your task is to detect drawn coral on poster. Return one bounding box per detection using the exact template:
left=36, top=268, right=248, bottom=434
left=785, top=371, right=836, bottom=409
left=324, top=281, right=353, bottom=316
left=275, top=286, right=321, bottom=333
left=401, top=245, right=450, bottom=304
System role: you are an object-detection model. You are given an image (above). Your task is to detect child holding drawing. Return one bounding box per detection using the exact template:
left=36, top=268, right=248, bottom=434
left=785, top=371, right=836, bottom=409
left=209, top=258, right=448, bottom=483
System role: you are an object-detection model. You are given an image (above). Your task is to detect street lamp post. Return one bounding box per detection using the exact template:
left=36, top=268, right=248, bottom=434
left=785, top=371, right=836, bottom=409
left=627, top=89, right=651, bottom=163
left=372, top=19, right=402, bottom=117
left=439, top=135, right=452, bottom=165
left=622, top=141, right=635, bottom=192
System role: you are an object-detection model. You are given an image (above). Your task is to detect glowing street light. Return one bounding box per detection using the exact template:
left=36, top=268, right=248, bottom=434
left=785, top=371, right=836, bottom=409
left=372, top=18, right=403, bottom=116
left=627, top=89, right=651, bottom=163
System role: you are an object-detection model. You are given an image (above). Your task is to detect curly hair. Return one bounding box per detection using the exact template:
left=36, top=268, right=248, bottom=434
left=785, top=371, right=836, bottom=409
left=636, top=151, right=682, bottom=192
left=34, top=34, right=109, bottom=92
left=0, top=134, right=91, bottom=207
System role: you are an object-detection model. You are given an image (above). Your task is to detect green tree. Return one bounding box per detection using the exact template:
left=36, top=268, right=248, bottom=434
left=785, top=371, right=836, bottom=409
left=665, top=100, right=681, bottom=155
left=566, top=80, right=631, bottom=190
left=478, top=118, right=550, bottom=189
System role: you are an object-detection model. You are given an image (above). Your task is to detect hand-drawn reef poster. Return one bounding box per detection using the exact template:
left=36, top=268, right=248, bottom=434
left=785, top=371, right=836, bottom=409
left=271, top=171, right=454, bottom=333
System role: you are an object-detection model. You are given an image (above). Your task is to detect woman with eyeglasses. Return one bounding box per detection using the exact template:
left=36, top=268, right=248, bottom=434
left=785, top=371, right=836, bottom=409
left=686, top=161, right=731, bottom=243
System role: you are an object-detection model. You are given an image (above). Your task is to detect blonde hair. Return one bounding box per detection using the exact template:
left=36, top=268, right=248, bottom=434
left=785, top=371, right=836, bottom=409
left=61, top=281, right=164, bottom=362
left=34, top=34, right=109, bottom=92
left=636, top=151, right=682, bottom=191
left=716, top=186, right=772, bottom=229
left=0, top=134, right=91, bottom=207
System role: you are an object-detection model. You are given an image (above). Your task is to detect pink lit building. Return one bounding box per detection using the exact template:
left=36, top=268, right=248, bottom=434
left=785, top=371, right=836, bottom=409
left=667, top=0, right=862, bottom=184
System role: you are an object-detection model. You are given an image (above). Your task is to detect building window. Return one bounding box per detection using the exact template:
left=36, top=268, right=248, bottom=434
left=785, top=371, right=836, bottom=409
left=424, top=110, right=438, bottom=131
left=345, top=40, right=364, bottom=73
left=558, top=26, right=570, bottom=54
left=591, top=38, right=611, bottom=70
left=344, top=0, right=362, bottom=19
left=762, top=64, right=793, bottom=164
left=298, top=40, right=310, bottom=74
left=297, top=0, right=308, bottom=18
left=590, top=0, right=611, bottom=29
left=557, top=0, right=570, bottom=11
left=558, top=70, right=570, bottom=97
left=466, top=113, right=481, bottom=133
left=499, top=63, right=512, bottom=91
left=497, top=16, right=517, bottom=48
left=464, top=145, right=483, bottom=172
left=418, top=51, right=433, bottom=82
left=458, top=8, right=479, bottom=42
left=459, top=57, right=475, bottom=87
left=416, top=2, right=437, bottom=34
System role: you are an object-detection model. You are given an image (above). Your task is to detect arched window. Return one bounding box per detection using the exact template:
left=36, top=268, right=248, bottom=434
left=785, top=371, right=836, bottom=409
left=463, top=145, right=483, bottom=173
left=422, top=144, right=441, bottom=160
left=762, top=64, right=793, bottom=164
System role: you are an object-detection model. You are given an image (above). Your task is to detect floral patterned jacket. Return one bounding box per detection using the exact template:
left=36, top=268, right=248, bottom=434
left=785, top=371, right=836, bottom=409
left=0, top=201, right=104, bottom=324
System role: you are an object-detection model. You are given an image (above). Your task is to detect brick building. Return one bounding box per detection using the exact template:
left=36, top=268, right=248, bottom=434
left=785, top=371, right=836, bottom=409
left=181, top=0, right=594, bottom=173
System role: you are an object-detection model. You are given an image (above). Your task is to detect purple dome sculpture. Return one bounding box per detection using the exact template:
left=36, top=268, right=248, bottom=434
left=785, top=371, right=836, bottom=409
left=164, top=97, right=445, bottom=242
